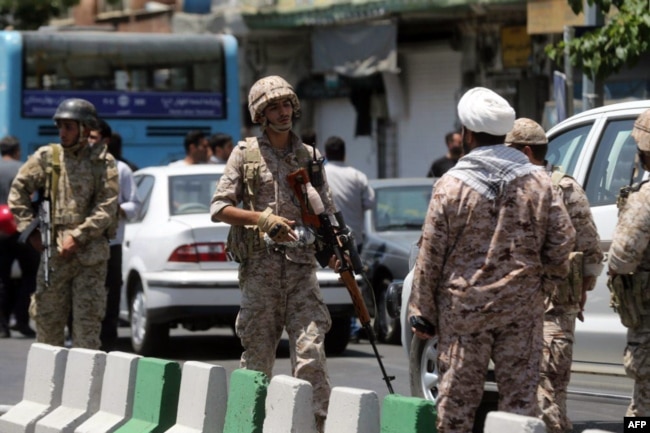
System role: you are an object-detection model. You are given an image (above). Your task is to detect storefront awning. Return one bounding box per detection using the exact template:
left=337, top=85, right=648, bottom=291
left=241, top=0, right=525, bottom=29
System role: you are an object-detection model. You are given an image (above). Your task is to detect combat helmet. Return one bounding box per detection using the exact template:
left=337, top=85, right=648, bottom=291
left=0, top=204, right=17, bottom=237
left=52, top=98, right=99, bottom=130
left=248, top=76, right=301, bottom=124
left=632, top=109, right=650, bottom=152
left=505, top=118, right=548, bottom=146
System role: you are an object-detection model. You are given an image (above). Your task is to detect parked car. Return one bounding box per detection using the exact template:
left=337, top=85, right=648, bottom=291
left=390, top=100, right=650, bottom=424
left=360, top=177, right=434, bottom=344
left=119, top=164, right=354, bottom=356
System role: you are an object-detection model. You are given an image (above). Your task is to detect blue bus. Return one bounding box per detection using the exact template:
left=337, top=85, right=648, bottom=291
left=0, top=31, right=240, bottom=168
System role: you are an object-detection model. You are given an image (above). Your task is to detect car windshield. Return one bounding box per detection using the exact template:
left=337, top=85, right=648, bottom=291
left=169, top=174, right=221, bottom=215
left=374, top=184, right=432, bottom=231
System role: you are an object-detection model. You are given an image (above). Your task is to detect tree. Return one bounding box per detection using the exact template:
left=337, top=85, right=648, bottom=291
left=545, top=0, right=650, bottom=80
left=0, top=0, right=81, bottom=30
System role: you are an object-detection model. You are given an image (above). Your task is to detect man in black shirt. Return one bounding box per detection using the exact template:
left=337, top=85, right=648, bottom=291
left=427, top=131, right=462, bottom=177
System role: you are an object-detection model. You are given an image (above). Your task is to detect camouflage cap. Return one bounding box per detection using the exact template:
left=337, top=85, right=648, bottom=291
left=505, top=117, right=548, bottom=146
left=632, top=109, right=650, bottom=152
left=248, top=75, right=301, bottom=124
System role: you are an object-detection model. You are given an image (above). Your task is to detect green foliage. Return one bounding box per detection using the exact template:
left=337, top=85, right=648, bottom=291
left=0, top=0, right=81, bottom=30
left=546, top=0, right=650, bottom=80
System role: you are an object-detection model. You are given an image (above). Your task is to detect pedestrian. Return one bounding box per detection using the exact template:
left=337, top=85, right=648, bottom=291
left=8, top=98, right=119, bottom=349
left=426, top=131, right=462, bottom=177
left=210, top=75, right=335, bottom=432
left=324, top=135, right=375, bottom=343
left=169, top=130, right=210, bottom=165
left=107, top=132, right=139, bottom=172
left=0, top=136, right=39, bottom=338
left=407, top=87, right=575, bottom=433
left=505, top=118, right=604, bottom=432
left=208, top=133, right=234, bottom=164
left=89, top=119, right=141, bottom=352
left=608, top=108, right=650, bottom=417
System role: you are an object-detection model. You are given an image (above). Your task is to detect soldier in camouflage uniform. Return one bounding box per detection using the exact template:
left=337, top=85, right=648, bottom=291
left=609, top=108, right=650, bottom=416
left=210, top=76, right=336, bottom=432
left=8, top=98, right=118, bottom=349
left=408, top=88, right=576, bottom=433
left=506, top=118, right=604, bottom=433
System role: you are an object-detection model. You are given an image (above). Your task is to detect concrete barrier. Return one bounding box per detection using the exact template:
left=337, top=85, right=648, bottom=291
left=165, top=361, right=227, bottom=433
left=0, top=343, right=68, bottom=433
left=114, top=357, right=181, bottom=433
left=34, top=348, right=106, bottom=433
left=75, top=351, right=141, bottom=433
left=1, top=344, right=620, bottom=433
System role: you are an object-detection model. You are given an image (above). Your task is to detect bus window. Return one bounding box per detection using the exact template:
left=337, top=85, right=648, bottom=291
left=0, top=30, right=240, bottom=168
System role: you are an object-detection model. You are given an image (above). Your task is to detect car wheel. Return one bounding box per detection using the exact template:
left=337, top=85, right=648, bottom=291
left=409, top=334, right=440, bottom=401
left=374, top=277, right=401, bottom=344
left=324, top=315, right=351, bottom=356
left=129, top=281, right=169, bottom=356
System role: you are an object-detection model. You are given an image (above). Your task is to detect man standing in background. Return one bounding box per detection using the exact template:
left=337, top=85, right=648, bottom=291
left=208, top=133, right=234, bottom=164
left=89, top=119, right=141, bottom=351
left=0, top=136, right=38, bottom=338
left=426, top=131, right=462, bottom=177
left=170, top=130, right=210, bottom=165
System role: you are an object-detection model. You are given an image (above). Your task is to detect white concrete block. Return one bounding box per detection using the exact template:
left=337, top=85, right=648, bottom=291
left=164, top=361, right=228, bottom=433
left=263, top=375, right=317, bottom=433
left=34, top=348, right=106, bottom=433
left=324, top=387, right=380, bottom=433
left=74, top=351, right=141, bottom=433
left=0, top=343, right=68, bottom=433
left=484, top=411, right=546, bottom=433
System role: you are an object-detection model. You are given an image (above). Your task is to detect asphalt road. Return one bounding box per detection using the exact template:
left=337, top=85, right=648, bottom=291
left=0, top=326, right=631, bottom=432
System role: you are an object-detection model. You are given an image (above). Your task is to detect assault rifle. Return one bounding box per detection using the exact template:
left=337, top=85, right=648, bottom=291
left=287, top=168, right=395, bottom=393
left=18, top=196, right=53, bottom=288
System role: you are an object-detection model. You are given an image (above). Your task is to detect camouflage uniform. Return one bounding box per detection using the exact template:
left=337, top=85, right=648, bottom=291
left=8, top=142, right=118, bottom=349
left=409, top=145, right=575, bottom=433
left=210, top=131, right=335, bottom=420
left=537, top=164, right=603, bottom=433
left=609, top=181, right=650, bottom=416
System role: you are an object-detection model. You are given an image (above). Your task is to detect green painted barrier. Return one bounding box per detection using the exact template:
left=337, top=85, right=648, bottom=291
left=380, top=394, right=437, bottom=433
left=223, top=369, right=270, bottom=433
left=114, top=357, right=182, bottom=433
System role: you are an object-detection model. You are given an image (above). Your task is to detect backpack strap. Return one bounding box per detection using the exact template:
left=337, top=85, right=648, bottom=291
left=48, top=144, right=62, bottom=209
left=243, top=138, right=261, bottom=211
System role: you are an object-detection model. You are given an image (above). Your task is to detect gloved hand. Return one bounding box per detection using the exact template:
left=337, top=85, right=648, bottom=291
left=257, top=208, right=294, bottom=242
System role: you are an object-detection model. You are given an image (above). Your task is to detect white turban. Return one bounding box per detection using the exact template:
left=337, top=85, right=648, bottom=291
left=457, top=87, right=515, bottom=136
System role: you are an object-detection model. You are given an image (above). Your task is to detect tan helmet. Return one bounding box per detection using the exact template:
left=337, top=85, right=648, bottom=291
left=248, top=75, right=301, bottom=124
left=632, top=109, right=650, bottom=152
left=505, top=118, right=548, bottom=146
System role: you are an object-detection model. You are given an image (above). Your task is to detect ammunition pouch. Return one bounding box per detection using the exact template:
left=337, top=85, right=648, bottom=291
left=608, top=272, right=650, bottom=329
left=552, top=251, right=584, bottom=306
left=226, top=225, right=263, bottom=263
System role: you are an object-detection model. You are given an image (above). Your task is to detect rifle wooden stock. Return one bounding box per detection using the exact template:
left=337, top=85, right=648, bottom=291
left=339, top=270, right=371, bottom=325
left=287, top=168, right=321, bottom=227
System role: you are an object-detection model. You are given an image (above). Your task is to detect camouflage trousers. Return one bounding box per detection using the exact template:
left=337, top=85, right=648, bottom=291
left=624, top=316, right=650, bottom=416
left=30, top=251, right=107, bottom=349
left=236, top=250, right=332, bottom=419
left=436, top=318, right=543, bottom=433
left=537, top=312, right=576, bottom=433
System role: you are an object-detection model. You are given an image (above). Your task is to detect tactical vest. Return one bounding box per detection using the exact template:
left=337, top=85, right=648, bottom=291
left=47, top=143, right=118, bottom=240
left=225, top=138, right=312, bottom=262
left=550, top=168, right=584, bottom=307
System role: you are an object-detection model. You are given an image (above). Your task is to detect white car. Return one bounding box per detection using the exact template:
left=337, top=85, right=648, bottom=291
left=392, top=100, right=650, bottom=420
left=119, top=164, right=354, bottom=356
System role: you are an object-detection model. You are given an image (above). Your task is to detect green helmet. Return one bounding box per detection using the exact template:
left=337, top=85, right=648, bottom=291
left=632, top=109, right=650, bottom=152
left=248, top=76, right=301, bottom=124
left=53, top=98, right=99, bottom=129
left=505, top=118, right=548, bottom=146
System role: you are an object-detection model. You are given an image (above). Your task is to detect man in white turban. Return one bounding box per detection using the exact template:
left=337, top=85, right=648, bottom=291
left=408, top=87, right=575, bottom=432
